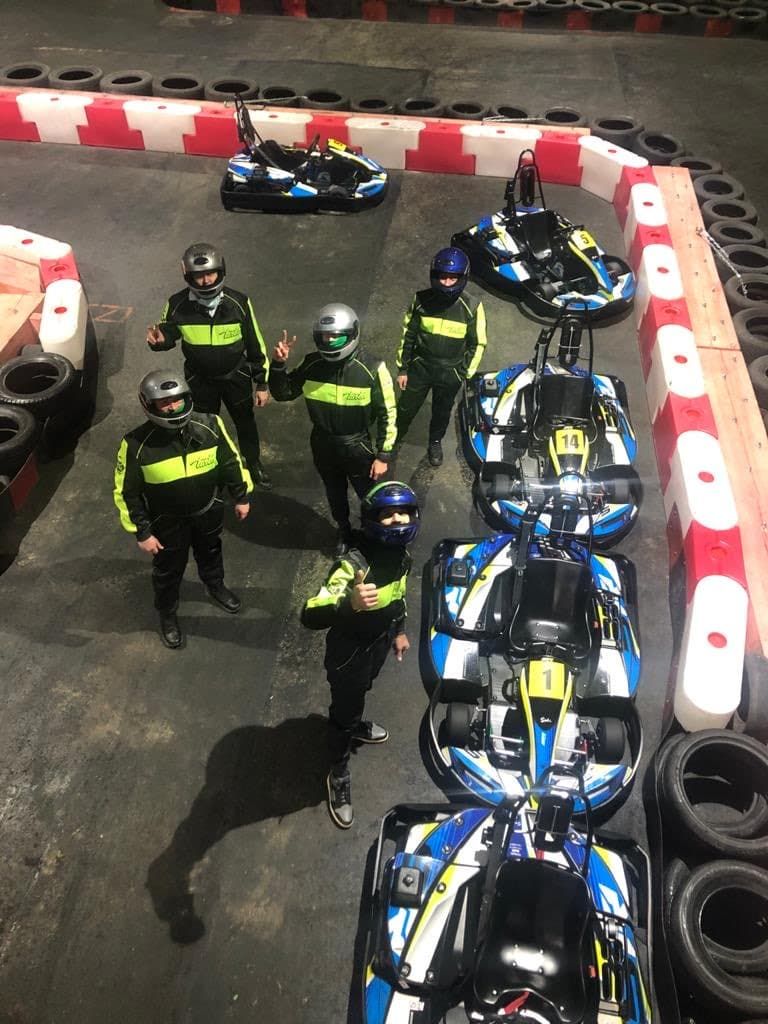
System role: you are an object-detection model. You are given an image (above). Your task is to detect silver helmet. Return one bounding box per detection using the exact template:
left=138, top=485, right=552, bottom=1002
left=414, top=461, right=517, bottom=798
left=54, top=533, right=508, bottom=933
left=182, top=242, right=226, bottom=299
left=139, top=370, right=193, bottom=430
left=312, top=303, right=360, bottom=362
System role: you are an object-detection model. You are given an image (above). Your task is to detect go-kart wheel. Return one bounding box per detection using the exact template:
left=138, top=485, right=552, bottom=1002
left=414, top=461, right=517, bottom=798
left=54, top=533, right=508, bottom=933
left=445, top=702, right=473, bottom=747
left=595, top=717, right=625, bottom=763
left=539, top=282, right=560, bottom=301
left=602, top=255, right=631, bottom=283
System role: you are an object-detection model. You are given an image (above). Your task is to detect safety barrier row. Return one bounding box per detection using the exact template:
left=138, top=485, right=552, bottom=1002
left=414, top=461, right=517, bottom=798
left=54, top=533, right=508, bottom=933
left=0, top=84, right=759, bottom=728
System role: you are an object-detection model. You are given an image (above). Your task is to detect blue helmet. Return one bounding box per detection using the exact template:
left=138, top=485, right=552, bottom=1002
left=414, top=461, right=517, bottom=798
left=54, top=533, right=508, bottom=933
left=361, top=481, right=420, bottom=546
left=430, top=246, right=469, bottom=298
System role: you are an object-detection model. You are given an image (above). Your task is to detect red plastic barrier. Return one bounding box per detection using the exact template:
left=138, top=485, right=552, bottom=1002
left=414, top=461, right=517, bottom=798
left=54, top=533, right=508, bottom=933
left=405, top=121, right=475, bottom=175
left=78, top=102, right=144, bottom=150
left=362, top=0, right=388, bottom=18
left=0, top=90, right=40, bottom=142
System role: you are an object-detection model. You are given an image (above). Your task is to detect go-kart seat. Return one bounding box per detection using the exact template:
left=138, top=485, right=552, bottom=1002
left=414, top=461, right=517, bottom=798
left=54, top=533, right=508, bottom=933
left=508, top=559, right=593, bottom=659
left=256, top=139, right=307, bottom=173
left=519, top=209, right=561, bottom=262
left=474, top=859, right=591, bottom=1024
left=536, top=373, right=595, bottom=426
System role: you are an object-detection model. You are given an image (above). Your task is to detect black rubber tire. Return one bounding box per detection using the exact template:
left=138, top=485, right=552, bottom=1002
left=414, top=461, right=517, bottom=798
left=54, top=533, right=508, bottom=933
left=730, top=5, right=768, bottom=27
left=708, top=220, right=767, bottom=249
left=733, top=307, right=768, bottom=363
left=48, top=66, right=103, bottom=92
left=543, top=105, right=586, bottom=127
left=445, top=703, right=473, bottom=747
left=396, top=97, right=444, bottom=118
left=717, top=243, right=768, bottom=283
left=576, top=0, right=612, bottom=11
left=0, top=406, right=39, bottom=478
left=595, top=718, right=625, bottom=763
left=591, top=464, right=643, bottom=508
left=0, top=62, right=50, bottom=88
left=589, top=115, right=644, bottom=148
left=694, top=172, right=746, bottom=206
left=602, top=254, right=633, bottom=284
left=633, top=130, right=686, bottom=165
left=749, top=355, right=768, bottom=409
left=204, top=78, right=259, bottom=103
left=648, top=1, right=688, bottom=15
left=702, top=197, right=759, bottom=227
left=740, top=653, right=768, bottom=742
left=487, top=104, right=531, bottom=121
left=349, top=96, right=393, bottom=114
left=671, top=155, right=723, bottom=179
left=300, top=89, right=347, bottom=111
left=690, top=2, right=730, bottom=19
left=260, top=85, right=301, bottom=107
left=0, top=353, right=77, bottom=420
left=537, top=0, right=574, bottom=11
left=100, top=70, right=153, bottom=96
left=445, top=101, right=490, bottom=121
left=725, top=273, right=768, bottom=313
left=659, top=730, right=768, bottom=861
left=663, top=858, right=690, bottom=941
left=668, top=861, right=768, bottom=1012
left=153, top=74, right=205, bottom=100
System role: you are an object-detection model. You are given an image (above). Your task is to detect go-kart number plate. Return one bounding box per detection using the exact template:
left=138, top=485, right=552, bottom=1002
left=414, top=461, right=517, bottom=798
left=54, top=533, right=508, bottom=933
left=527, top=660, right=566, bottom=700
left=554, top=428, right=586, bottom=455
left=573, top=228, right=596, bottom=250
left=327, top=138, right=348, bottom=151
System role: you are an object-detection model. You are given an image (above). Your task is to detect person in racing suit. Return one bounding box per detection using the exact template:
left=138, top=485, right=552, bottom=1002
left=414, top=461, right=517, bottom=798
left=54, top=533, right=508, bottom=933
left=301, top=481, right=420, bottom=829
left=146, top=242, right=275, bottom=489
left=395, top=246, right=488, bottom=467
left=113, top=369, right=253, bottom=650
left=269, top=302, right=398, bottom=556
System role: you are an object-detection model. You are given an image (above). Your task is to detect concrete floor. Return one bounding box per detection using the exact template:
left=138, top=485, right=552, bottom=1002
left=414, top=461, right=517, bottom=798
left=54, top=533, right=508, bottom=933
left=0, top=3, right=766, bottom=1022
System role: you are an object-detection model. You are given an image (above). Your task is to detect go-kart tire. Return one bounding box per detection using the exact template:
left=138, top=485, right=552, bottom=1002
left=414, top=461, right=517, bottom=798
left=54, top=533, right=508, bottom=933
left=748, top=355, right=768, bottom=409
left=100, top=70, right=153, bottom=96
left=702, top=196, right=759, bottom=228
left=261, top=85, right=301, bottom=107
left=488, top=105, right=530, bottom=121
left=717, top=243, right=768, bottom=283
left=0, top=353, right=77, bottom=421
left=0, top=62, right=50, bottom=88
left=543, top=106, right=586, bottom=127
left=204, top=78, right=259, bottom=102
left=153, top=74, right=205, bottom=100
left=694, top=172, right=746, bottom=206
left=733, top=307, right=768, bottom=363
left=350, top=96, right=394, bottom=114
left=0, top=406, right=39, bottom=479
left=396, top=97, right=444, bottom=118
left=709, top=220, right=767, bottom=249
left=671, top=155, right=723, bottom=179
left=300, top=89, right=347, bottom=111
left=595, top=718, right=625, bottom=763
left=633, top=130, right=686, bottom=165
left=739, top=653, right=768, bottom=742
left=445, top=703, right=473, bottom=748
left=445, top=101, right=490, bottom=121
left=590, top=115, right=644, bottom=148
left=668, top=861, right=768, bottom=1013
left=48, top=66, right=103, bottom=91
left=591, top=464, right=643, bottom=508
left=725, top=273, right=768, bottom=314
left=602, top=254, right=632, bottom=284
left=659, top=730, right=768, bottom=860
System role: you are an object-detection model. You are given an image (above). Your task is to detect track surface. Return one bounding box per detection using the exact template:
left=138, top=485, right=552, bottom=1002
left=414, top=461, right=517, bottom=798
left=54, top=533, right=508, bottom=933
left=0, top=4, right=766, bottom=1022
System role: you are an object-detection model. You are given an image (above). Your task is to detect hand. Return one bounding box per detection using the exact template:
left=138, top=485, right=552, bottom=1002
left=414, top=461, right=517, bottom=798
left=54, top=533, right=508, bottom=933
left=397, top=374, right=408, bottom=391
left=272, top=329, right=297, bottom=362
left=393, top=634, right=410, bottom=662
left=146, top=325, right=165, bottom=347
left=138, top=535, right=164, bottom=555
left=254, top=387, right=270, bottom=407
left=369, top=458, right=388, bottom=481
left=350, top=568, right=379, bottom=612
left=234, top=502, right=250, bottom=521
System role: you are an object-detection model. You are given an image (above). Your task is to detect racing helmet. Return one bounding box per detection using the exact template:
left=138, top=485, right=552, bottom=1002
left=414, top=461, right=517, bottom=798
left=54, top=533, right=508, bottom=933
left=361, top=481, right=421, bottom=546
left=182, top=242, right=226, bottom=299
left=139, top=370, right=193, bottom=430
left=312, top=303, right=360, bottom=362
left=430, top=246, right=469, bottom=299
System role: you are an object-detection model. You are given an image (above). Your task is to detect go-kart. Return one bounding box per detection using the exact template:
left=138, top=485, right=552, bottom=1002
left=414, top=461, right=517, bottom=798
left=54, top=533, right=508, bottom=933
left=364, top=765, right=654, bottom=1023
left=451, top=150, right=634, bottom=320
left=460, top=310, right=642, bottom=548
left=220, top=95, right=388, bottom=212
left=423, top=501, right=642, bottom=815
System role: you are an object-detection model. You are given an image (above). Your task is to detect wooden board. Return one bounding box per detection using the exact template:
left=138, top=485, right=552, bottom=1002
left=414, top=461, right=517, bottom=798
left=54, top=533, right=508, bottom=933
left=0, top=253, right=40, bottom=294
left=0, top=293, right=44, bottom=362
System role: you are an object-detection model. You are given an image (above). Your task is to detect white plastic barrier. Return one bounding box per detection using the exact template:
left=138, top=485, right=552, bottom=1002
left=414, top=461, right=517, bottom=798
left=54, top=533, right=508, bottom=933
left=646, top=324, right=705, bottom=420
left=461, top=124, right=541, bottom=178
left=248, top=108, right=313, bottom=147
left=347, top=116, right=425, bottom=170
left=124, top=100, right=202, bottom=154
left=623, top=182, right=668, bottom=249
left=578, top=135, right=647, bottom=203
left=16, top=91, right=92, bottom=145
left=634, top=244, right=684, bottom=323
left=0, top=225, right=72, bottom=266
left=665, top=431, right=738, bottom=533
left=674, top=574, right=749, bottom=730
left=39, top=279, right=87, bottom=370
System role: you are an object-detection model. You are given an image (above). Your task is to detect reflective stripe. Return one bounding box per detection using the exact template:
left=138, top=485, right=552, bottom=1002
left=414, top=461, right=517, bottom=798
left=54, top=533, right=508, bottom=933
left=180, top=323, right=243, bottom=346
left=420, top=315, right=468, bottom=339
left=465, top=301, right=487, bottom=377
left=113, top=437, right=137, bottom=533
left=247, top=298, right=270, bottom=383
left=374, top=572, right=408, bottom=608
left=302, top=380, right=372, bottom=406
left=140, top=447, right=219, bottom=484
left=376, top=362, right=398, bottom=452
left=305, top=560, right=357, bottom=610
left=215, top=414, right=253, bottom=494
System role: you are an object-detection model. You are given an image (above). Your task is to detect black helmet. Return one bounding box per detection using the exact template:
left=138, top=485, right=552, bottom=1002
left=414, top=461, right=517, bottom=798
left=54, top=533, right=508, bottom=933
left=430, top=246, right=469, bottom=299
left=312, top=303, right=360, bottom=362
left=139, top=370, right=193, bottom=430
left=361, top=481, right=420, bottom=546
left=182, top=242, right=226, bottom=299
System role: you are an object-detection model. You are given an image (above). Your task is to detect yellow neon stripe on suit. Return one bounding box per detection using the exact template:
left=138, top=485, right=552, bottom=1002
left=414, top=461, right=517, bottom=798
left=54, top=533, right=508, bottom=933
left=376, top=362, right=398, bottom=450
left=215, top=414, right=253, bottom=494
left=114, top=437, right=137, bottom=533
left=141, top=446, right=218, bottom=484
left=419, top=316, right=468, bottom=339
left=179, top=323, right=243, bottom=346
left=302, top=380, right=372, bottom=406
left=465, top=301, right=487, bottom=377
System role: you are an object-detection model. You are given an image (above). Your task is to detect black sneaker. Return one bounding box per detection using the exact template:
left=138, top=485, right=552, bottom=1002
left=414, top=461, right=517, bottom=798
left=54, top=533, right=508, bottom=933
left=326, top=770, right=353, bottom=829
left=205, top=583, right=242, bottom=614
left=352, top=720, right=389, bottom=744
left=334, top=524, right=353, bottom=558
left=159, top=611, right=183, bottom=649
left=251, top=461, right=273, bottom=490
left=427, top=440, right=443, bottom=467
